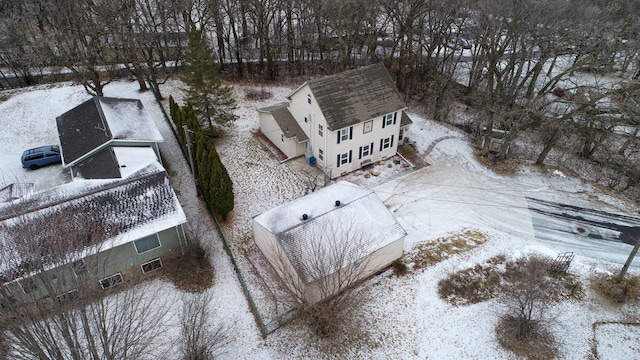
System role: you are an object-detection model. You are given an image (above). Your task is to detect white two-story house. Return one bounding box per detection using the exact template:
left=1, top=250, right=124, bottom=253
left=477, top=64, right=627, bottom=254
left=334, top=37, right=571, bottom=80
left=258, top=62, right=411, bottom=178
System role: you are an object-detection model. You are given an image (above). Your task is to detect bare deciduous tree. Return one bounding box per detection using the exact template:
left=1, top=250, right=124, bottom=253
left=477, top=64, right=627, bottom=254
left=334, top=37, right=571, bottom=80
left=179, top=291, right=229, bottom=360
left=0, top=202, right=174, bottom=360
left=264, top=219, right=380, bottom=337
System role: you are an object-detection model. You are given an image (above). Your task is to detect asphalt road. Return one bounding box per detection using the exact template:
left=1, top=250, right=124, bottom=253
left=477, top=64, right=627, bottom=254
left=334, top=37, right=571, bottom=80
left=527, top=197, right=640, bottom=267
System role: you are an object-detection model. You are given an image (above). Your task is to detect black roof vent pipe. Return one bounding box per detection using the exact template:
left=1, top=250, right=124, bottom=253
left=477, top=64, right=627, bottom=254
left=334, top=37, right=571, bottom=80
left=335, top=200, right=341, bottom=207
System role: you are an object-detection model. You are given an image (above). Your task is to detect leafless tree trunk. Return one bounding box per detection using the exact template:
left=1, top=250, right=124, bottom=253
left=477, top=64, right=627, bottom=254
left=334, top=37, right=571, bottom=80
left=0, top=201, right=174, bottom=360
left=179, top=291, right=229, bottom=360
left=263, top=220, right=378, bottom=338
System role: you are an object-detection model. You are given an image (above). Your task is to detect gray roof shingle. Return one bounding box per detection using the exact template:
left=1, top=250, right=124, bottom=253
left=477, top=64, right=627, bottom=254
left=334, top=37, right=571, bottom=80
left=0, top=165, right=185, bottom=282
left=305, top=63, right=406, bottom=131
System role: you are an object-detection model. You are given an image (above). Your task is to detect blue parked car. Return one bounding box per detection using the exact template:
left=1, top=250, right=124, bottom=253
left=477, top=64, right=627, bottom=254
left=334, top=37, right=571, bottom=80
left=21, top=145, right=62, bottom=170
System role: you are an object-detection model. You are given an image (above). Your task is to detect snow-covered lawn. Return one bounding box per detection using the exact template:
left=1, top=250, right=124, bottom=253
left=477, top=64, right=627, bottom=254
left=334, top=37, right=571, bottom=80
left=1, top=79, right=638, bottom=359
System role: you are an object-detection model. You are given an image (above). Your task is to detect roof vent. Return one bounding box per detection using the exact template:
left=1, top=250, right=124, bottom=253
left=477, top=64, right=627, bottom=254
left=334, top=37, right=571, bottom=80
left=302, top=214, right=308, bottom=220
left=335, top=200, right=341, bottom=207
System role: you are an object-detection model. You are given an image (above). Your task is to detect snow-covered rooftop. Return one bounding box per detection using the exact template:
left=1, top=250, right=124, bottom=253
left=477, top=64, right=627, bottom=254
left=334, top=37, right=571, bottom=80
left=254, top=181, right=407, bottom=283
left=98, top=97, right=163, bottom=141
left=0, top=164, right=186, bottom=280
left=56, top=97, right=163, bottom=167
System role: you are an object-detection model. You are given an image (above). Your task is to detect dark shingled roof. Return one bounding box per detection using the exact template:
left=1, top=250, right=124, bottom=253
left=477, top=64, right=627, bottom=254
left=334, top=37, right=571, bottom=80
left=259, top=103, right=309, bottom=142
left=71, top=147, right=121, bottom=179
left=305, top=63, right=406, bottom=131
left=56, top=97, right=162, bottom=167
left=401, top=111, right=413, bottom=126
left=56, top=97, right=111, bottom=166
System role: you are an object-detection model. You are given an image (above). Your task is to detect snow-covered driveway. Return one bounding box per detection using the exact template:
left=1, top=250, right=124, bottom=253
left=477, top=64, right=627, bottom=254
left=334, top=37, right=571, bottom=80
left=378, top=121, right=639, bottom=268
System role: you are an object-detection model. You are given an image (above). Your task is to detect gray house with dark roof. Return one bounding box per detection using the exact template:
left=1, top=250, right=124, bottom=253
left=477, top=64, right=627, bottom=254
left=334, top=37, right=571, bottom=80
left=0, top=163, right=186, bottom=302
left=258, top=63, right=411, bottom=177
left=56, top=97, right=163, bottom=180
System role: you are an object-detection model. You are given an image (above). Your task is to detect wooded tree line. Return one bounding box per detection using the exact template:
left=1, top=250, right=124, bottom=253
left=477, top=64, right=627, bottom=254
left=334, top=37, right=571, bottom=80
left=1, top=0, right=640, bottom=193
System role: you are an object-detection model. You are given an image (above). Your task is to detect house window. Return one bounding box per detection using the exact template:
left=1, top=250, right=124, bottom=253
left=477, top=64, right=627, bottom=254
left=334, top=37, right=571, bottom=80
left=281, top=133, right=284, bottom=142
left=307, top=94, right=312, bottom=104
left=318, top=124, right=324, bottom=137
left=100, top=273, right=123, bottom=289
left=134, top=234, right=161, bottom=254
left=363, top=120, right=373, bottom=133
left=399, top=127, right=404, bottom=141
left=141, top=258, right=163, bottom=274
left=72, top=259, right=87, bottom=275
left=57, top=289, right=78, bottom=303
left=19, top=277, right=38, bottom=294
left=380, top=135, right=395, bottom=151
left=318, top=148, right=324, bottom=161
left=382, top=113, right=397, bottom=128
left=337, top=127, right=353, bottom=144
left=304, top=116, right=308, bottom=123
left=337, top=150, right=352, bottom=167
left=359, top=143, right=374, bottom=159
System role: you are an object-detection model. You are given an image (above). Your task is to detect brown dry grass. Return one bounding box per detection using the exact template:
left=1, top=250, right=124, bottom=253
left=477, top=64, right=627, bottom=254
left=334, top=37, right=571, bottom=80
left=496, top=316, right=558, bottom=360
left=409, top=229, right=487, bottom=271
left=438, top=255, right=584, bottom=306
left=163, top=242, right=214, bottom=293
left=591, top=273, right=640, bottom=305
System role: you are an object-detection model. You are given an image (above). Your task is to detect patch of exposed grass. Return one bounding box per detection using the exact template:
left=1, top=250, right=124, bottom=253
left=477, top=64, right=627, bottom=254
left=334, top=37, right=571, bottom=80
left=591, top=273, right=640, bottom=305
left=496, top=315, right=558, bottom=360
left=410, top=229, right=488, bottom=270
left=244, top=88, right=273, bottom=100
left=438, top=255, right=584, bottom=306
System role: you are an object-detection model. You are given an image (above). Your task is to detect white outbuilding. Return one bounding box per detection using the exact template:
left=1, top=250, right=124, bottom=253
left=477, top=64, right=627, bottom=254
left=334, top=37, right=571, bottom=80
left=252, top=181, right=406, bottom=304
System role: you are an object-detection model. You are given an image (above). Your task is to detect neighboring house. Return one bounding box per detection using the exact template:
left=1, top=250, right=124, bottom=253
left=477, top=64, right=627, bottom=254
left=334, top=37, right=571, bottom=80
left=56, top=97, right=164, bottom=180
left=258, top=62, right=411, bottom=178
left=0, top=162, right=187, bottom=303
left=0, top=97, right=188, bottom=304
left=252, top=181, right=406, bottom=304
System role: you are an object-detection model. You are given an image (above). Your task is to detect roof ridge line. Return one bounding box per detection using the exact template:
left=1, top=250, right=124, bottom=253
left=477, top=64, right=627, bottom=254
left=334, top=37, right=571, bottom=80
left=0, top=170, right=165, bottom=222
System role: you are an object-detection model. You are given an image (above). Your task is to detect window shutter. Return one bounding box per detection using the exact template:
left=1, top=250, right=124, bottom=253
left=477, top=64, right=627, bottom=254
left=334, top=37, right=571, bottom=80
left=379, top=139, right=383, bottom=151
left=370, top=142, right=374, bottom=154
left=393, top=112, right=397, bottom=124
left=337, top=132, right=341, bottom=144
left=359, top=146, right=363, bottom=159
left=391, top=135, right=395, bottom=148
left=349, top=126, right=353, bottom=139
left=349, top=150, right=352, bottom=163
left=337, top=155, right=340, bottom=167
left=382, top=118, right=386, bottom=129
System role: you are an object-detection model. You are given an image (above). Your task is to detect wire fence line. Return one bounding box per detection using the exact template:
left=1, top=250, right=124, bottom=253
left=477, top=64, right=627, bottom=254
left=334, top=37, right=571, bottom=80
left=148, top=82, right=272, bottom=337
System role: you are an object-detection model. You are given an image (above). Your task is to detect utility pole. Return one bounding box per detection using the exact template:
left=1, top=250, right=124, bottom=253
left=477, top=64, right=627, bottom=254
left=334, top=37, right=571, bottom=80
left=615, top=234, right=640, bottom=284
